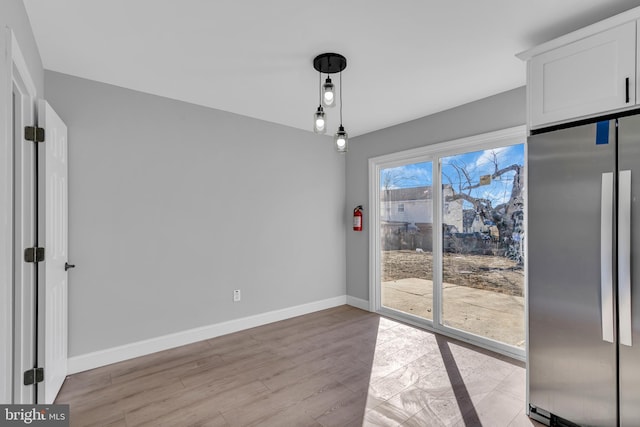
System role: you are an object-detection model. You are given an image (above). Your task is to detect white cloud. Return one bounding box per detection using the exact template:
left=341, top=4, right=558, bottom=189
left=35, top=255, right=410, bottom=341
left=474, top=146, right=511, bottom=169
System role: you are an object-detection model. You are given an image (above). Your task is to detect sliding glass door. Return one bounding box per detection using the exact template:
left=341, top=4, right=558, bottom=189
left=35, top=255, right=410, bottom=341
left=440, top=146, right=525, bottom=349
left=379, top=161, right=434, bottom=320
left=370, top=127, right=526, bottom=359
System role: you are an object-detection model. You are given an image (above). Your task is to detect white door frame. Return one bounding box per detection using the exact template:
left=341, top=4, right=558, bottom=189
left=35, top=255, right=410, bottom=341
left=0, top=27, right=13, bottom=406
left=368, top=125, right=527, bottom=361
left=1, top=28, right=38, bottom=404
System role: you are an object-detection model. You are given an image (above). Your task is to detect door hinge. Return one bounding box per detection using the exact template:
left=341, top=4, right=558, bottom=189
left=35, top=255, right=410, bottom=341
left=24, top=126, right=45, bottom=143
left=24, top=247, right=45, bottom=263
left=23, top=368, right=44, bottom=386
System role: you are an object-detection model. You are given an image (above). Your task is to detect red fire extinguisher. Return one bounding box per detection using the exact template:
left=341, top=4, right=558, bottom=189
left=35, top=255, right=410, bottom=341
left=353, top=205, right=363, bottom=231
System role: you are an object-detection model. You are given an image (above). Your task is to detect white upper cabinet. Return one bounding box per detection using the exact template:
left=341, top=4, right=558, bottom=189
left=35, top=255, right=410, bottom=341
left=518, top=7, right=640, bottom=130
left=527, top=21, right=636, bottom=129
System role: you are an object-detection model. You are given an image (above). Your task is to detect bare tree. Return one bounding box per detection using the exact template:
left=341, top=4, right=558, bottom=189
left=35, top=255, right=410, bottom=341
left=443, top=151, right=524, bottom=264
left=381, top=169, right=420, bottom=192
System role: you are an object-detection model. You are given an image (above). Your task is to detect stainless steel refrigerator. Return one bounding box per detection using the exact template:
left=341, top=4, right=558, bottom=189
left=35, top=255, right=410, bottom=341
left=528, top=115, right=640, bottom=427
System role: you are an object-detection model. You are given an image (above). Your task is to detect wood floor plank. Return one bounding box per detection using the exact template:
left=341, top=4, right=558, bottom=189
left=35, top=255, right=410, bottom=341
left=363, top=400, right=414, bottom=426
left=69, top=378, right=185, bottom=425
left=249, top=408, right=321, bottom=427
left=55, top=369, right=112, bottom=403
left=107, top=340, right=214, bottom=380
left=220, top=365, right=352, bottom=426
left=69, top=410, right=126, bottom=427
left=180, top=351, right=295, bottom=390
left=334, top=359, right=377, bottom=394
left=313, top=390, right=375, bottom=426
left=55, top=305, right=529, bottom=427
left=125, top=379, right=268, bottom=426
left=136, top=408, right=228, bottom=427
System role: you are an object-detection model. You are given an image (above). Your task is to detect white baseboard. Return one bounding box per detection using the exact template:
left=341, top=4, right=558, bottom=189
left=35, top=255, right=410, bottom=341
left=346, top=295, right=370, bottom=311
left=68, top=295, right=347, bottom=374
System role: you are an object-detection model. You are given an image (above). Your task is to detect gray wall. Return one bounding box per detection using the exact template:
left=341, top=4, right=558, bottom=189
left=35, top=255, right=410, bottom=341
left=45, top=71, right=346, bottom=357
left=0, top=0, right=43, bottom=404
left=345, top=87, right=526, bottom=301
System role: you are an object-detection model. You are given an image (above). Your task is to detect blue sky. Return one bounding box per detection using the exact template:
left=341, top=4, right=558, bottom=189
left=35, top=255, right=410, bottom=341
left=380, top=143, right=525, bottom=206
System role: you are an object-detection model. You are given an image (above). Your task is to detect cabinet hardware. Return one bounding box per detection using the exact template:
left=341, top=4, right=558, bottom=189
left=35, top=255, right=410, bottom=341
left=626, top=77, right=630, bottom=103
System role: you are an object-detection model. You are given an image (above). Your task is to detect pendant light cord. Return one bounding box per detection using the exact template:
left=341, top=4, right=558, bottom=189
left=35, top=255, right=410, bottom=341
left=318, top=71, right=322, bottom=105
left=339, top=71, right=343, bottom=126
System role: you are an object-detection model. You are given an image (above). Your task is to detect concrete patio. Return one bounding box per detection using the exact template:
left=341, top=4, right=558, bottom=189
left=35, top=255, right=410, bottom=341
left=382, top=278, right=525, bottom=347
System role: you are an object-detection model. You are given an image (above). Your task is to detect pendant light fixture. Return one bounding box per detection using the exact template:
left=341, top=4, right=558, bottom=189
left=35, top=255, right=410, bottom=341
left=313, top=53, right=348, bottom=152
left=335, top=125, right=348, bottom=152
left=314, top=105, right=326, bottom=134
left=322, top=77, right=335, bottom=108
left=334, top=71, right=348, bottom=152
left=313, top=73, right=326, bottom=134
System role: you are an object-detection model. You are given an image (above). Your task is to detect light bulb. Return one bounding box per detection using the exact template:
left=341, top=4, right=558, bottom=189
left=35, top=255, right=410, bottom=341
left=322, top=77, right=335, bottom=108
left=324, top=91, right=334, bottom=103
left=313, top=106, right=326, bottom=134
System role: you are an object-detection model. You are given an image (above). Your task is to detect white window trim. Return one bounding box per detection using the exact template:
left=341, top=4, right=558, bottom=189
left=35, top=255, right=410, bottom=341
left=368, top=125, right=527, bottom=361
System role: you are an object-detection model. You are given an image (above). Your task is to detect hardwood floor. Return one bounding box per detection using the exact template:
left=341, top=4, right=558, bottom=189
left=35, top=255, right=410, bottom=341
left=56, top=305, right=543, bottom=426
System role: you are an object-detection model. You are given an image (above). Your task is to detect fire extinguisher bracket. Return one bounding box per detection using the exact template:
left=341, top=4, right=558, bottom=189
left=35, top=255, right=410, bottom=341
left=353, top=205, right=363, bottom=231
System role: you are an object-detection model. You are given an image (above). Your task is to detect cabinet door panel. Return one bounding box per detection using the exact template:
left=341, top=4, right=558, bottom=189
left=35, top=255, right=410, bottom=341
left=529, top=21, right=636, bottom=129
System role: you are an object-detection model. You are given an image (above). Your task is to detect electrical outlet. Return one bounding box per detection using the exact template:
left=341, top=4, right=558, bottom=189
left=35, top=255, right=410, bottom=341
left=233, top=289, right=241, bottom=302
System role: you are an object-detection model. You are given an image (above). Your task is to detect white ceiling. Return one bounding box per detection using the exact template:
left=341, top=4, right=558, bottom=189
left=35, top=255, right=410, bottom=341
left=22, top=0, right=640, bottom=137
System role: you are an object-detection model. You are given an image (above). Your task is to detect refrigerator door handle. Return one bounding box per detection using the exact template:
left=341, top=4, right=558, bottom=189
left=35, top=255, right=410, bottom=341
left=619, top=170, right=633, bottom=347
left=601, top=172, right=615, bottom=343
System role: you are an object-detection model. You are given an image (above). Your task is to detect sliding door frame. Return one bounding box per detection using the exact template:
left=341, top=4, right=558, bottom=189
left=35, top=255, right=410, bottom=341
left=368, top=125, right=527, bottom=361
left=370, top=152, right=436, bottom=325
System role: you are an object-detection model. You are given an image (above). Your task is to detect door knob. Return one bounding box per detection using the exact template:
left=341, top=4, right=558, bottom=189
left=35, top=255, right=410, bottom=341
left=65, top=262, right=76, bottom=271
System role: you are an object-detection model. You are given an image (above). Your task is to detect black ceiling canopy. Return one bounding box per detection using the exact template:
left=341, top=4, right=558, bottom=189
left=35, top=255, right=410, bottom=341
left=313, top=53, right=347, bottom=74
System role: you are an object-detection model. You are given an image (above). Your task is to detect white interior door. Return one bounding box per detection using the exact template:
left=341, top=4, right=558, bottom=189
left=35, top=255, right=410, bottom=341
left=37, top=100, right=68, bottom=404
